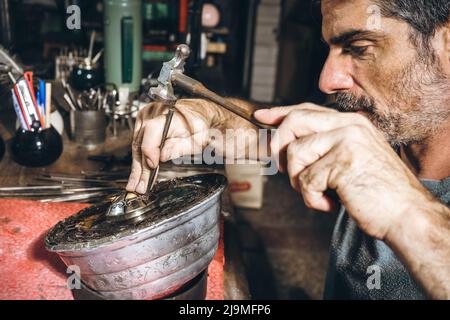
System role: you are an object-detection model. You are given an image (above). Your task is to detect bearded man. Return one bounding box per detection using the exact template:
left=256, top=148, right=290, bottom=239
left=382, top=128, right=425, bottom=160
left=127, top=0, right=450, bottom=299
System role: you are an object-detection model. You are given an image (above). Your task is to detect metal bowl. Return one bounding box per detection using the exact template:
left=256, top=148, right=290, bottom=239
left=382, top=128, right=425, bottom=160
left=45, top=174, right=227, bottom=300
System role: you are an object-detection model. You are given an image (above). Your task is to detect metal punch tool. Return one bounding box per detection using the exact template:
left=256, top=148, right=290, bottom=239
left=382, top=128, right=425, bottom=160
left=105, top=45, right=190, bottom=221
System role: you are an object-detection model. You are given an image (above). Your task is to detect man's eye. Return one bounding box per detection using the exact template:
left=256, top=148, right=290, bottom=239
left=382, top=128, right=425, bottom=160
left=343, top=45, right=369, bottom=56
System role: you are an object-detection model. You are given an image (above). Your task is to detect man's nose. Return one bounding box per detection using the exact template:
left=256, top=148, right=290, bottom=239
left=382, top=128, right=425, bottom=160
left=319, top=51, right=354, bottom=94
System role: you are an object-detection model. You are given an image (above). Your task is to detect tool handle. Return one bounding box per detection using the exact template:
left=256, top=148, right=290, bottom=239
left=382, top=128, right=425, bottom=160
left=172, top=73, right=276, bottom=130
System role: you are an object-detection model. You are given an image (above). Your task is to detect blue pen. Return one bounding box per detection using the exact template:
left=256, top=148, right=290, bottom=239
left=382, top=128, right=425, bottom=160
left=39, top=80, right=46, bottom=121
left=39, top=80, right=45, bottom=106
left=37, top=90, right=44, bottom=122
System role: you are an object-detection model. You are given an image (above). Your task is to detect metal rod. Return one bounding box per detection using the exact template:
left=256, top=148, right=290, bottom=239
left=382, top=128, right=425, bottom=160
left=146, top=102, right=176, bottom=194
left=40, top=192, right=112, bottom=203
left=63, top=94, right=77, bottom=111
left=36, top=176, right=127, bottom=185
left=0, top=185, right=63, bottom=191
left=87, top=31, right=96, bottom=63
left=92, top=48, right=104, bottom=65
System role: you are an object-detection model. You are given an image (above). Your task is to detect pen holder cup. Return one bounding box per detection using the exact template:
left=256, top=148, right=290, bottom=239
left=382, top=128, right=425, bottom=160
left=11, top=126, right=63, bottom=167
left=70, top=109, right=106, bottom=147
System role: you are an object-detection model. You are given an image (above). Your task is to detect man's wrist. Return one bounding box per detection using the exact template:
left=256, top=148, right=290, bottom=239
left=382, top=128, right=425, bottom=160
left=384, top=195, right=450, bottom=299
left=385, top=190, right=442, bottom=244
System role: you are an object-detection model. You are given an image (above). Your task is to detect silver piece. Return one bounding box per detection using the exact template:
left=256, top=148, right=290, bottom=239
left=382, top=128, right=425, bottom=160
left=45, top=174, right=227, bottom=300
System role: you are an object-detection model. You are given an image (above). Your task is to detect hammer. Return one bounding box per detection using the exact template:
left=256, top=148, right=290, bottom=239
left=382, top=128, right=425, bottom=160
left=145, top=44, right=276, bottom=193
left=149, top=44, right=276, bottom=130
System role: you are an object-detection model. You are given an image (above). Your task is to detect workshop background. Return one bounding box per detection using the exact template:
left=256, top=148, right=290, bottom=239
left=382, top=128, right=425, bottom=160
left=0, top=0, right=335, bottom=300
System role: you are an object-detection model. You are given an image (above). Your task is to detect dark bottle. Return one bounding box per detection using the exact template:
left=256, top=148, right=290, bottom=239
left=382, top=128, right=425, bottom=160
left=11, top=127, right=63, bottom=167
left=70, top=62, right=103, bottom=91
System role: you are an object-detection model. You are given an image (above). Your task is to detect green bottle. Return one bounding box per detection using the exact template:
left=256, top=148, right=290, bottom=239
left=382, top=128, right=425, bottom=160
left=104, top=0, right=143, bottom=94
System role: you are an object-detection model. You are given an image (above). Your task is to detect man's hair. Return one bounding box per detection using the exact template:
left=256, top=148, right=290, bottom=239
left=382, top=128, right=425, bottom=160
left=318, top=0, right=449, bottom=52
left=375, top=0, right=449, bottom=51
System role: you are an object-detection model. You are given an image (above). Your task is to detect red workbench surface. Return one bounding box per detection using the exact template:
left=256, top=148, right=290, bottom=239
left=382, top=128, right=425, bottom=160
left=0, top=199, right=223, bottom=300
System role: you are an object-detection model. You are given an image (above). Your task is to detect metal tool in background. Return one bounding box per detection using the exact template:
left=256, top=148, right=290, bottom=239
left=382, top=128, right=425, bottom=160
left=60, top=79, right=134, bottom=138
left=101, top=82, right=124, bottom=136
left=0, top=172, right=127, bottom=203
left=0, top=46, right=23, bottom=88
left=61, top=80, right=108, bottom=146
left=55, top=48, right=87, bottom=82
left=0, top=161, right=224, bottom=204
left=62, top=81, right=115, bottom=112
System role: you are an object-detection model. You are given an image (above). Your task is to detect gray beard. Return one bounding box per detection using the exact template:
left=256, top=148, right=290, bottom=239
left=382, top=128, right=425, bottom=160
left=334, top=59, right=450, bottom=147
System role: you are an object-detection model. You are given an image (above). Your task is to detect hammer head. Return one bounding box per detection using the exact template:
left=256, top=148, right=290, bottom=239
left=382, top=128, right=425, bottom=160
left=149, top=44, right=191, bottom=102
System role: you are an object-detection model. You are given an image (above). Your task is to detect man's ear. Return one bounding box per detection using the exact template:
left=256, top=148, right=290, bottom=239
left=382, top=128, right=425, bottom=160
left=445, top=20, right=450, bottom=57
left=431, top=19, right=450, bottom=75
left=440, top=20, right=450, bottom=75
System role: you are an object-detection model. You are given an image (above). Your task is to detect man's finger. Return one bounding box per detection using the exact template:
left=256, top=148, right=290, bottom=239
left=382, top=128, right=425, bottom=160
left=298, top=148, right=342, bottom=212
left=254, top=103, right=335, bottom=125
left=270, top=110, right=368, bottom=171
left=300, top=183, right=337, bottom=212
left=127, top=105, right=152, bottom=192
left=136, top=144, right=152, bottom=194
left=270, top=109, right=320, bottom=172
left=286, top=129, right=344, bottom=192
left=126, top=127, right=145, bottom=192
left=140, top=115, right=170, bottom=169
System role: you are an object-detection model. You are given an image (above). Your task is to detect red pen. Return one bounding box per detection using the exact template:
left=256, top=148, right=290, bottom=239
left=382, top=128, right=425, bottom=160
left=8, top=73, right=31, bottom=130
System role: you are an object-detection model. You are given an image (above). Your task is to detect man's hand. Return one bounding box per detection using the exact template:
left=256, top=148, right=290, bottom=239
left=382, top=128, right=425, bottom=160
left=254, top=103, right=433, bottom=240
left=127, top=99, right=222, bottom=194
left=127, top=98, right=257, bottom=194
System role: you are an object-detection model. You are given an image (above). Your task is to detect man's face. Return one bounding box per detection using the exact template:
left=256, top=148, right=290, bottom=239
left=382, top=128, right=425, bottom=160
left=319, top=0, right=450, bottom=146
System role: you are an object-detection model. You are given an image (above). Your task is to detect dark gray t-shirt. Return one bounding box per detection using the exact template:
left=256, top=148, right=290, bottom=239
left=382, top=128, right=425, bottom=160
left=324, top=177, right=450, bottom=300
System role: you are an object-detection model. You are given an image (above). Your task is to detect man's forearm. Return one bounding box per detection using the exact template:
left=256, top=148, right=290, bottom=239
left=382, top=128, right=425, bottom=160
left=386, top=197, right=450, bottom=299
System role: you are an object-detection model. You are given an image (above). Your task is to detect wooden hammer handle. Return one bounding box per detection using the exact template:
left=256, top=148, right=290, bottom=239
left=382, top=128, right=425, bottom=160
left=172, top=73, right=276, bottom=130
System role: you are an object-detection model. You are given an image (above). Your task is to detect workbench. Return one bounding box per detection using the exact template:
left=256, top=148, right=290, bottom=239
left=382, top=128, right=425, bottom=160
left=0, top=115, right=250, bottom=300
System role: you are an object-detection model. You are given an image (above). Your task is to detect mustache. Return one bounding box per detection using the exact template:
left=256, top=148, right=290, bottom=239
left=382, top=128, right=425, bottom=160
left=334, top=92, right=376, bottom=113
